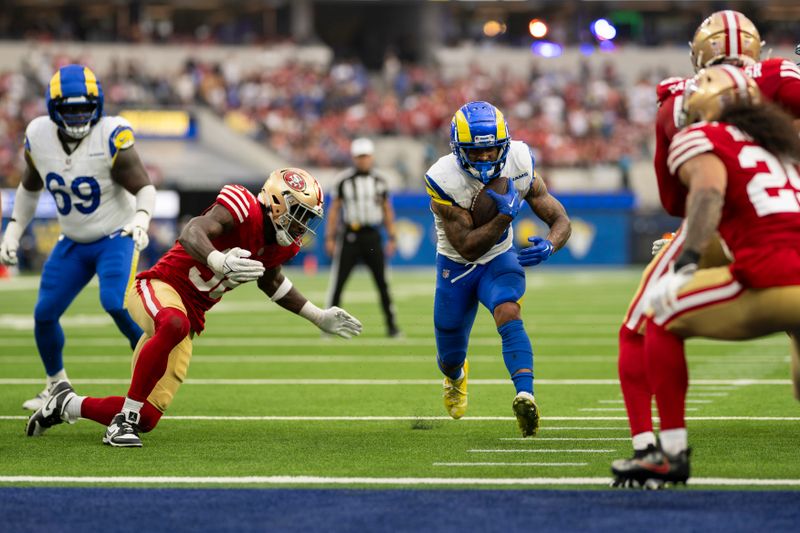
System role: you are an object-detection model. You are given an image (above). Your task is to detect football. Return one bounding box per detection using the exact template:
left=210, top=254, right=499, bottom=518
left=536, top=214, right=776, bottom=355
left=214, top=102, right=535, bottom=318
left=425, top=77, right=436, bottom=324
left=470, top=176, right=509, bottom=228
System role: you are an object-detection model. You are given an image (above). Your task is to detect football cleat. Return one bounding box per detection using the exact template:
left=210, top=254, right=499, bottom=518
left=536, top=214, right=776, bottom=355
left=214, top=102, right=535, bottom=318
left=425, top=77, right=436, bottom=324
left=512, top=391, right=540, bottom=437
left=103, top=412, right=143, bottom=448
left=22, top=385, right=51, bottom=411
left=611, top=444, right=691, bottom=487
left=443, top=360, right=468, bottom=419
left=25, top=381, right=77, bottom=437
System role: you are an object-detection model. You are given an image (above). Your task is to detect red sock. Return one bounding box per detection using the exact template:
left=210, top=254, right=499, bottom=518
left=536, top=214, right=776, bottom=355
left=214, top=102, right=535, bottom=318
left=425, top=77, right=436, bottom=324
left=81, top=396, right=163, bottom=432
left=127, top=308, right=190, bottom=403
left=618, top=325, right=654, bottom=436
left=644, top=318, right=688, bottom=430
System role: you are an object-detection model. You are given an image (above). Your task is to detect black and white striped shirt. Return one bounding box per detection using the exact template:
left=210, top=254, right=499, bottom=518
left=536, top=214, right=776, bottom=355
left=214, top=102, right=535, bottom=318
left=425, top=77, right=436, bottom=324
left=335, top=168, right=389, bottom=228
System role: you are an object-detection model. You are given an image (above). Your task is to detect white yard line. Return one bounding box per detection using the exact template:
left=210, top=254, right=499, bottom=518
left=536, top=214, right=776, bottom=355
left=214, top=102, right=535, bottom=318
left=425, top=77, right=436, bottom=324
left=468, top=449, right=617, bottom=453
left=0, top=378, right=791, bottom=386
left=0, top=336, right=790, bottom=347
left=499, top=438, right=629, bottom=441
left=431, top=462, right=589, bottom=467
left=2, top=415, right=800, bottom=422
left=0, top=475, right=798, bottom=486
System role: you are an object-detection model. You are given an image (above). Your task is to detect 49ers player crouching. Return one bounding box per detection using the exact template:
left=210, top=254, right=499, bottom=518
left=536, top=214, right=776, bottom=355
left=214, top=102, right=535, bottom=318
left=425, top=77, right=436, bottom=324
left=613, top=66, right=800, bottom=486
left=26, top=168, right=363, bottom=447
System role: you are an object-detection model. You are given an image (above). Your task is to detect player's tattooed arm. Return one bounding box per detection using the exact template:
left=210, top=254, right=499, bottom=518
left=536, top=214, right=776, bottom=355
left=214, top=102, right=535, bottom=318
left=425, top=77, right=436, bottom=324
left=257, top=266, right=307, bottom=313
left=110, top=147, right=151, bottom=195
left=677, top=153, right=727, bottom=266
left=524, top=177, right=571, bottom=251
left=178, top=205, right=236, bottom=263
left=431, top=201, right=512, bottom=262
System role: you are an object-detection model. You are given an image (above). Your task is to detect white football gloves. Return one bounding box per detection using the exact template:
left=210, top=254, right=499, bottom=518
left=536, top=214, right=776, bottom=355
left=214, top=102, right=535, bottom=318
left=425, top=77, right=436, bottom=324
left=121, top=211, right=151, bottom=251
left=207, top=247, right=265, bottom=283
left=0, top=221, right=22, bottom=266
left=299, top=302, right=363, bottom=339
left=648, top=262, right=697, bottom=321
left=651, top=233, right=676, bottom=256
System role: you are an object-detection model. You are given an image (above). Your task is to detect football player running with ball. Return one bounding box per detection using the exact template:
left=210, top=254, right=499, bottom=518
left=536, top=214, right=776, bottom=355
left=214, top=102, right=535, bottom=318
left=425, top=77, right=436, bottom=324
left=0, top=65, right=153, bottom=412
left=614, top=11, right=800, bottom=487
left=613, top=66, right=800, bottom=486
left=425, top=101, right=570, bottom=437
left=26, top=168, right=362, bottom=447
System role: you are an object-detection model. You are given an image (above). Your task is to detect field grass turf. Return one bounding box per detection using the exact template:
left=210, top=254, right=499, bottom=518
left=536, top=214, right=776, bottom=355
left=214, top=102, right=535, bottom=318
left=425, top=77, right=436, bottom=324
left=1, top=268, right=798, bottom=491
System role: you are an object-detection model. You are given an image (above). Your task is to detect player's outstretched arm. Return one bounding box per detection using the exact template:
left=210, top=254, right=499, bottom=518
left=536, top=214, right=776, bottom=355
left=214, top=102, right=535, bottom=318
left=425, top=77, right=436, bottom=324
left=431, top=201, right=512, bottom=263
left=258, top=267, right=362, bottom=339
left=179, top=205, right=265, bottom=283
left=0, top=153, right=43, bottom=265
left=112, top=147, right=156, bottom=251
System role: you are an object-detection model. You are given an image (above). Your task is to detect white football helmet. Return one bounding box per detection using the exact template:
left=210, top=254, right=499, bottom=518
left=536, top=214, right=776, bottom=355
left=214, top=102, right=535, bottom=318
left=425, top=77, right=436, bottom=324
left=258, top=168, right=324, bottom=247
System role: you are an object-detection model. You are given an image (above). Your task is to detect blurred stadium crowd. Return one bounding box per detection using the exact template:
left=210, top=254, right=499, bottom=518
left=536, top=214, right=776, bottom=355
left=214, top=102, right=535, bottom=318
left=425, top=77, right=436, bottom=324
left=0, top=51, right=660, bottom=188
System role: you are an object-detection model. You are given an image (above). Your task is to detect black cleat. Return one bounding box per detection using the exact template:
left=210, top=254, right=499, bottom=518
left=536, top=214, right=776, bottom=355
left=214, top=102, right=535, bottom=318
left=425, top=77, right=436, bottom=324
left=611, top=444, right=690, bottom=488
left=103, top=413, right=143, bottom=447
left=25, top=380, right=76, bottom=437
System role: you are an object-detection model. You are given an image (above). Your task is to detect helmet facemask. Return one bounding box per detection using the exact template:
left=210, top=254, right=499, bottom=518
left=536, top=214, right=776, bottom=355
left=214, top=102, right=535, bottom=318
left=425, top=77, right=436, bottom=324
left=51, top=96, right=101, bottom=139
left=259, top=168, right=324, bottom=247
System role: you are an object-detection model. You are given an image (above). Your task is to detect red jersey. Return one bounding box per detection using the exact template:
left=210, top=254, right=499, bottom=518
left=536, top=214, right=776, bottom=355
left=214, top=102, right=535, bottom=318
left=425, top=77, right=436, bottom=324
left=654, top=58, right=800, bottom=217
left=668, top=122, right=800, bottom=288
left=138, top=185, right=300, bottom=333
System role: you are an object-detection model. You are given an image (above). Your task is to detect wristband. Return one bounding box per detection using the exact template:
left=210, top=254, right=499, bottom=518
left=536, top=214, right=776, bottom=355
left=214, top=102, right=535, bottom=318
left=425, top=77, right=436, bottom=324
left=674, top=249, right=700, bottom=270
left=299, top=300, right=324, bottom=326
left=270, top=277, right=293, bottom=302
left=207, top=250, right=226, bottom=274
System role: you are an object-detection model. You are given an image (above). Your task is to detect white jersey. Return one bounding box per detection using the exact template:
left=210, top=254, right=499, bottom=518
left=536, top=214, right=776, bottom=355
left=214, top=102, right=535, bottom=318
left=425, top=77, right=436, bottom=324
left=24, top=115, right=136, bottom=243
left=425, top=140, right=536, bottom=264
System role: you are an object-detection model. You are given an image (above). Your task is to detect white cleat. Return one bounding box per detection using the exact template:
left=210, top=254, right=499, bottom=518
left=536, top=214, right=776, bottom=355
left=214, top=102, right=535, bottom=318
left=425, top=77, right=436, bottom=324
left=103, top=413, right=143, bottom=448
left=22, top=386, right=50, bottom=411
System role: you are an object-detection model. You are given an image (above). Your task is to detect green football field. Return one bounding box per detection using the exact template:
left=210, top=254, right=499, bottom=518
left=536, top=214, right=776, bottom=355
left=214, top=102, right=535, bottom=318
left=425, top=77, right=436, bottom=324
left=0, top=268, right=798, bottom=489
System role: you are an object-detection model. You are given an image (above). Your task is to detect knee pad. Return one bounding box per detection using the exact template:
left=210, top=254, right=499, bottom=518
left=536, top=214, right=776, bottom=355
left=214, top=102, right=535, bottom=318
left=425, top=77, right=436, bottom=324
left=154, top=308, right=191, bottom=339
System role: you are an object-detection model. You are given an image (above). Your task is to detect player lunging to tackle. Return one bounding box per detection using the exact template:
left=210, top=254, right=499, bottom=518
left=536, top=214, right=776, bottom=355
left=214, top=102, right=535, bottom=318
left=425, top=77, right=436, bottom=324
left=426, top=101, right=570, bottom=436
left=0, top=64, right=153, bottom=411
left=26, top=168, right=362, bottom=446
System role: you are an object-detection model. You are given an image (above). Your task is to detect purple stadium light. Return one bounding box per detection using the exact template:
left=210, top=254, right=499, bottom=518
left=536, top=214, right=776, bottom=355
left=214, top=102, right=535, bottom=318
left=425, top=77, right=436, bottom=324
left=530, top=41, right=563, bottom=58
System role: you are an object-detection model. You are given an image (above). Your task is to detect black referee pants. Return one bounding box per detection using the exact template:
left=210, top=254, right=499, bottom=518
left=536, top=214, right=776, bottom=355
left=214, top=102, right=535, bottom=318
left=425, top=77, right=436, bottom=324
left=328, top=226, right=398, bottom=334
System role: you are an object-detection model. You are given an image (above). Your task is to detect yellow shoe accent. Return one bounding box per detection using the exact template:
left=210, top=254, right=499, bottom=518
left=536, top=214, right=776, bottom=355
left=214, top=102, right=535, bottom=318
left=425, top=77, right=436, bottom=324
left=443, top=360, right=468, bottom=419
left=512, top=392, right=540, bottom=437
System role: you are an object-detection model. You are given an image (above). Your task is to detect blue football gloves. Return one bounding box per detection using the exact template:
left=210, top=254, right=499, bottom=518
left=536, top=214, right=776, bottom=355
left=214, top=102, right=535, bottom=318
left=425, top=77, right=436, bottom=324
left=519, top=236, right=554, bottom=267
left=485, top=187, right=523, bottom=219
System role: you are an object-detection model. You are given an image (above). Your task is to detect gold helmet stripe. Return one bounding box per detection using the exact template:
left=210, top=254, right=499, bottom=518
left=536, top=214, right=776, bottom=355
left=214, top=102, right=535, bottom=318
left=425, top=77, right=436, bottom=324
left=495, top=108, right=507, bottom=140
left=83, top=66, right=100, bottom=97
left=454, top=110, right=472, bottom=143
left=49, top=70, right=62, bottom=99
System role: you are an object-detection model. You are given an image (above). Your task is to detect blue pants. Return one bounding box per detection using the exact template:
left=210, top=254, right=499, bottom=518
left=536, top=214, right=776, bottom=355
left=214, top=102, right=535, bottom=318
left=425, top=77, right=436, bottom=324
left=434, top=249, right=527, bottom=375
left=34, top=233, right=143, bottom=376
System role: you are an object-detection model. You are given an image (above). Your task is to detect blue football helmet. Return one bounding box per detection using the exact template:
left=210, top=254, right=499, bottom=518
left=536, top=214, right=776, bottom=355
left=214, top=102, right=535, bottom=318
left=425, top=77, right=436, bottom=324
left=449, top=101, right=511, bottom=183
left=46, top=64, right=104, bottom=139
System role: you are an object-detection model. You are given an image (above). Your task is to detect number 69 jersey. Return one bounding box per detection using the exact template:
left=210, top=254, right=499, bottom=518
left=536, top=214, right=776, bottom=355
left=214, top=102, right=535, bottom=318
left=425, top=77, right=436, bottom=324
left=24, top=115, right=137, bottom=242
left=668, top=122, right=800, bottom=288
left=138, top=185, right=300, bottom=333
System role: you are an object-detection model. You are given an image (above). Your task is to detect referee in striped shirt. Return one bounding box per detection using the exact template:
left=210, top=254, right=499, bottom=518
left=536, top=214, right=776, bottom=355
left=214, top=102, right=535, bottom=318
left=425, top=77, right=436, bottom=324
left=325, top=138, right=400, bottom=337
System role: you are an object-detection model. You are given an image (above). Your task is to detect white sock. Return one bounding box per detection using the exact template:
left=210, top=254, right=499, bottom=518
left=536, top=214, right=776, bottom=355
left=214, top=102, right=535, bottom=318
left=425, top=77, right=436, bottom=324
left=46, top=369, right=69, bottom=387
left=122, top=397, right=144, bottom=424
left=632, top=431, right=656, bottom=451
left=659, top=428, right=688, bottom=455
left=64, top=395, right=85, bottom=423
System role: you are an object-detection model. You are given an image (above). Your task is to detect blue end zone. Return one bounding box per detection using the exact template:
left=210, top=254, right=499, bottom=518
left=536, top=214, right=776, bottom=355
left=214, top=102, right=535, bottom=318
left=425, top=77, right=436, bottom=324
left=2, top=488, right=798, bottom=532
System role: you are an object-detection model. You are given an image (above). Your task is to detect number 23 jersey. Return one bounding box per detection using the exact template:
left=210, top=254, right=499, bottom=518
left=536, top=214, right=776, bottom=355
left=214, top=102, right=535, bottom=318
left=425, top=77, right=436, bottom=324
left=25, top=115, right=137, bottom=242
left=138, top=185, right=300, bottom=333
left=668, top=122, right=800, bottom=288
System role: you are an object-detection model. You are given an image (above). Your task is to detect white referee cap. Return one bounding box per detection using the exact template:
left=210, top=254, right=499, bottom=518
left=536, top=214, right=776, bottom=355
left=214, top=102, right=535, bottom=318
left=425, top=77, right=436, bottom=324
left=351, top=137, right=375, bottom=157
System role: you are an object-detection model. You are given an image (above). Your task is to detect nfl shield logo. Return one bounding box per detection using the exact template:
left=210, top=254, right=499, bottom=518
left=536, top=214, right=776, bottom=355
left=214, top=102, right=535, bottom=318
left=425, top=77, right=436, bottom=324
left=442, top=269, right=450, bottom=279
